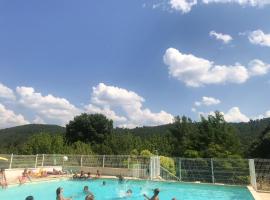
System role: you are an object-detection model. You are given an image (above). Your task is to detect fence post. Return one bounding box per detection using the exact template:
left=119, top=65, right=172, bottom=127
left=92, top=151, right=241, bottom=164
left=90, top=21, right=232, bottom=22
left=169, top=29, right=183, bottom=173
left=35, top=154, right=38, bottom=168
left=211, top=158, right=215, bottom=184
left=127, top=156, right=130, bottom=169
left=80, top=155, right=83, bottom=167
left=102, top=155, right=105, bottom=168
left=41, top=154, right=45, bottom=167
left=179, top=158, right=182, bottom=181
left=9, top=153, right=13, bottom=169
left=249, top=159, right=257, bottom=191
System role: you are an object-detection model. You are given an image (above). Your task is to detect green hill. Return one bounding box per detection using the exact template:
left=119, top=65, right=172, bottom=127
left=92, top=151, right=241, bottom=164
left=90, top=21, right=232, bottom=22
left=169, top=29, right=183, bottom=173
left=1, top=117, right=270, bottom=155
left=0, top=124, right=65, bottom=153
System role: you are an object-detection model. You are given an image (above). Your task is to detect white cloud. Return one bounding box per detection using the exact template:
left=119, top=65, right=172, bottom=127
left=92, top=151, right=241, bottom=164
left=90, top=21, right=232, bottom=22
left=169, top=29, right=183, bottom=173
left=33, top=116, right=45, bottom=124
left=202, top=0, right=270, bottom=7
left=195, top=96, right=221, bottom=106
left=209, top=31, right=232, bottom=44
left=222, top=107, right=249, bottom=122
left=198, top=106, right=249, bottom=122
left=163, top=48, right=255, bottom=87
left=0, top=83, right=16, bottom=100
left=16, top=86, right=81, bottom=125
left=85, top=104, right=127, bottom=123
left=0, top=103, right=29, bottom=128
left=248, top=30, right=270, bottom=47
left=169, top=0, right=197, bottom=13
left=167, top=0, right=270, bottom=13
left=86, top=83, right=174, bottom=128
left=248, top=59, right=270, bottom=76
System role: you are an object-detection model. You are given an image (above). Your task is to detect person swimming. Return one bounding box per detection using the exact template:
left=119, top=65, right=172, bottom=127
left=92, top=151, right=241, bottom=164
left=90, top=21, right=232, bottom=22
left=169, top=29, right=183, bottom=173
left=0, top=168, right=8, bottom=189
left=126, top=189, right=132, bottom=197
left=56, top=187, right=72, bottom=200
left=85, top=194, right=94, bottom=200
left=25, top=196, right=34, bottom=200
left=143, top=188, right=160, bottom=200
left=83, top=186, right=94, bottom=196
left=118, top=174, right=124, bottom=183
left=102, top=181, right=106, bottom=186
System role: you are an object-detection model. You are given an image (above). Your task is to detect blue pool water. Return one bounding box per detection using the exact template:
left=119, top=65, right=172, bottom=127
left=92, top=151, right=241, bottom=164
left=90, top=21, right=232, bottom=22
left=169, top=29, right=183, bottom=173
left=0, top=179, right=254, bottom=200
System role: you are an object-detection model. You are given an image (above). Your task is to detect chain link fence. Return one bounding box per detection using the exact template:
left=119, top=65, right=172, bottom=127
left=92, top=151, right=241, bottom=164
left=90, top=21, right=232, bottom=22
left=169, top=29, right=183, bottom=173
left=1, top=154, right=269, bottom=191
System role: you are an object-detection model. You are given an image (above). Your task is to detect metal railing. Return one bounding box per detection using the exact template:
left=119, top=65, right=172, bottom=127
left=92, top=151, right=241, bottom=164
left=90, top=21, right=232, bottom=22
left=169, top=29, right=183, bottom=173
left=1, top=154, right=269, bottom=191
left=0, top=154, right=150, bottom=171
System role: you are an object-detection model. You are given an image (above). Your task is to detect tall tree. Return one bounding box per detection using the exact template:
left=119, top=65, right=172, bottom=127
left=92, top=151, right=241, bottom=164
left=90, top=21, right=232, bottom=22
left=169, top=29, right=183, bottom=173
left=249, top=124, right=270, bottom=158
left=65, top=113, right=113, bottom=144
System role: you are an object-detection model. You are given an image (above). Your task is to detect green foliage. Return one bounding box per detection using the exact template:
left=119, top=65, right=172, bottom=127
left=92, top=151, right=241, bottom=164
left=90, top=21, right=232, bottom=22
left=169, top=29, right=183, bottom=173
left=249, top=125, right=270, bottom=158
left=66, top=113, right=113, bottom=144
left=160, top=156, right=176, bottom=175
left=21, top=133, right=65, bottom=154
left=20, top=133, right=93, bottom=155
left=183, top=150, right=199, bottom=158
left=0, top=124, right=65, bottom=154
left=66, top=141, right=93, bottom=155
left=140, top=150, right=153, bottom=158
left=1, top=112, right=270, bottom=159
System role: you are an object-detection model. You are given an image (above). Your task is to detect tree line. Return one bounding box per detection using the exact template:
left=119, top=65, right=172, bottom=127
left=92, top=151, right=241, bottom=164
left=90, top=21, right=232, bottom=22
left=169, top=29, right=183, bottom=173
left=9, top=112, right=269, bottom=159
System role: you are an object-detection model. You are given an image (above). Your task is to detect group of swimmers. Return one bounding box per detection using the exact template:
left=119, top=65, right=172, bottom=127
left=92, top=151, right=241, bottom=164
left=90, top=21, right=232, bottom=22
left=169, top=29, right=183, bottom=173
left=73, top=170, right=101, bottom=180
left=1, top=168, right=177, bottom=200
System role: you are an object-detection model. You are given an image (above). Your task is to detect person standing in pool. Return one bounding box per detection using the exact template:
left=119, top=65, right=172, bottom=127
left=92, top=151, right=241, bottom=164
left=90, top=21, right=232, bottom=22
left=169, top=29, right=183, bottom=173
left=0, top=168, right=8, bottom=189
left=143, top=188, right=160, bottom=200
left=83, top=186, right=94, bottom=196
left=56, top=187, right=72, bottom=200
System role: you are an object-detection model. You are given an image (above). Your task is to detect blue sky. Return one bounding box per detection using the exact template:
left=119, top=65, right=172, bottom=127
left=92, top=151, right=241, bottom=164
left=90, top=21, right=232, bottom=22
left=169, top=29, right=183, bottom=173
left=0, top=0, right=270, bottom=128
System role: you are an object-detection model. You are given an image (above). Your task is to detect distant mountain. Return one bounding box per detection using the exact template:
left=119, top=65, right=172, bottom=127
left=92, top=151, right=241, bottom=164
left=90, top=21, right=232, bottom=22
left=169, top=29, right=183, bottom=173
left=0, top=124, right=65, bottom=153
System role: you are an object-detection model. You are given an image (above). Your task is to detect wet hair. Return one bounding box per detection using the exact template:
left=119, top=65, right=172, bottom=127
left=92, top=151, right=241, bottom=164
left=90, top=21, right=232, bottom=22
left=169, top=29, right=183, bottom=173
left=56, top=187, right=62, bottom=196
left=84, top=186, right=89, bottom=190
left=25, top=196, right=34, bottom=200
left=127, top=189, right=132, bottom=193
left=154, top=188, right=160, bottom=195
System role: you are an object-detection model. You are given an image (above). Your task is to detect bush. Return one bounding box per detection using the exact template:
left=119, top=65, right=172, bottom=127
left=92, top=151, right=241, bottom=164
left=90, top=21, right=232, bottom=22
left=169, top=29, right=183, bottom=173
left=160, top=156, right=176, bottom=175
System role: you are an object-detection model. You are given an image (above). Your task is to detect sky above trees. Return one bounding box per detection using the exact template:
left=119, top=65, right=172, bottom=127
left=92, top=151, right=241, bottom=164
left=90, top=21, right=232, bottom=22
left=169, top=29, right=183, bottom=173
left=0, top=0, right=270, bottom=128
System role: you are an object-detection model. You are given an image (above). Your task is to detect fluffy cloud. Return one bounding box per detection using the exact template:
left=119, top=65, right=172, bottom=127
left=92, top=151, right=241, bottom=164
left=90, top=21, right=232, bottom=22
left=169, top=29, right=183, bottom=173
left=167, top=0, right=270, bottom=13
left=85, top=104, right=127, bottom=123
left=0, top=83, right=16, bottom=100
left=164, top=48, right=269, bottom=87
left=33, top=116, right=45, bottom=124
left=202, top=0, right=270, bottom=7
left=248, top=59, right=270, bottom=76
left=16, top=86, right=81, bottom=125
left=248, top=30, right=270, bottom=47
left=198, top=107, right=249, bottom=122
left=86, top=83, right=174, bottom=128
left=0, top=103, right=29, bottom=128
left=169, top=0, right=197, bottom=13
left=195, top=96, right=221, bottom=106
left=209, top=31, right=232, bottom=44
left=164, top=48, right=250, bottom=87
left=222, top=107, right=249, bottom=122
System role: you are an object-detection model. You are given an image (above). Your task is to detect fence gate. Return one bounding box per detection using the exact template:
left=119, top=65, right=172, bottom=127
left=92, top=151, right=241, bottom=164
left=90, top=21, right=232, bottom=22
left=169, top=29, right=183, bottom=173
left=150, top=156, right=160, bottom=180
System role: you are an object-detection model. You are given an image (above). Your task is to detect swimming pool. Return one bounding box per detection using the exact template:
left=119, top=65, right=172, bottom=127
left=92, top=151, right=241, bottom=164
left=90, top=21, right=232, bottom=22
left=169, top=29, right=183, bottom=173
left=0, top=179, right=254, bottom=200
